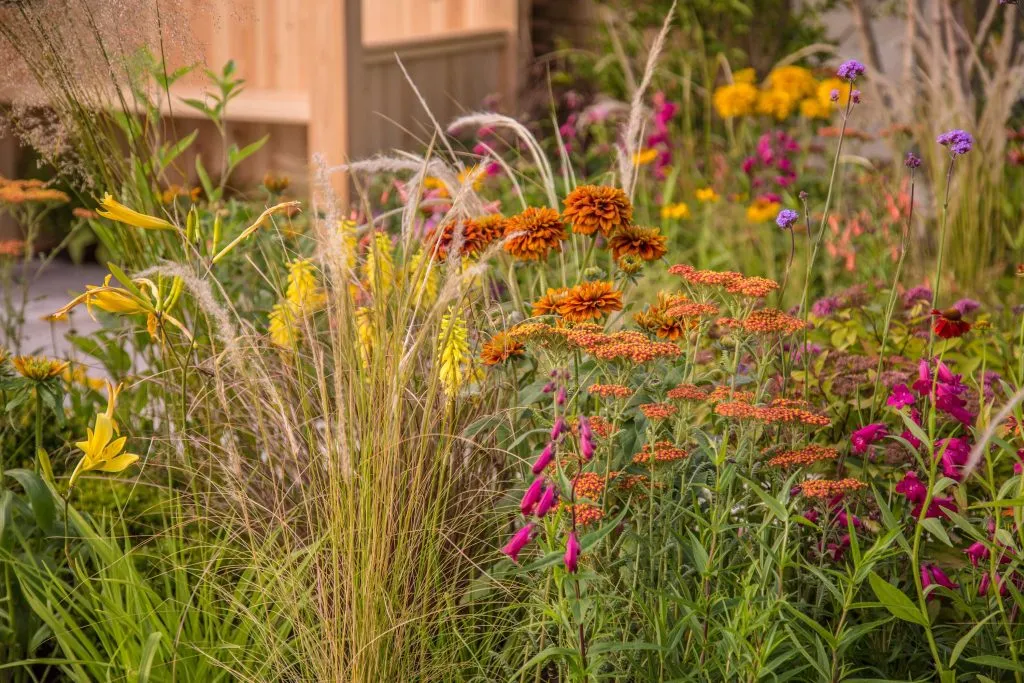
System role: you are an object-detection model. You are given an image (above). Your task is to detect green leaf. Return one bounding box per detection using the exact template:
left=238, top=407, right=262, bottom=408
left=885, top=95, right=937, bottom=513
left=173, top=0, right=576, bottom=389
left=742, top=476, right=788, bottom=522
left=228, top=134, right=270, bottom=169
left=965, top=655, right=1024, bottom=673
left=5, top=469, right=56, bottom=533
left=868, top=572, right=927, bottom=627
left=588, top=640, right=663, bottom=655
left=920, top=518, right=952, bottom=547
left=195, top=156, right=217, bottom=203
left=949, top=612, right=996, bottom=667
left=515, top=646, right=577, bottom=675
left=138, top=632, right=162, bottom=683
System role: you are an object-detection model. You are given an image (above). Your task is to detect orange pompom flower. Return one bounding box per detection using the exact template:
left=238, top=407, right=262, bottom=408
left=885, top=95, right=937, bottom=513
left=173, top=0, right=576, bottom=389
left=504, top=207, right=567, bottom=260
left=557, top=281, right=623, bottom=323
left=608, top=224, right=668, bottom=261
left=480, top=332, right=526, bottom=365
left=562, top=185, right=633, bottom=236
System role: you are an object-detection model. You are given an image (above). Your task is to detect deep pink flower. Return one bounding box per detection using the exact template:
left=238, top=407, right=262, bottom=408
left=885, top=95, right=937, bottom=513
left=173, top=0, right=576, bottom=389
left=578, top=415, right=592, bottom=439
left=564, top=531, right=581, bottom=573
left=556, top=387, right=567, bottom=406
left=966, top=541, right=990, bottom=567
left=837, top=509, right=863, bottom=530
left=887, top=383, right=915, bottom=408
left=895, top=471, right=927, bottom=503
left=501, top=523, right=535, bottom=562
left=521, top=477, right=545, bottom=515
left=532, top=442, right=555, bottom=474
left=581, top=431, right=595, bottom=461
left=912, top=359, right=933, bottom=395
left=914, top=496, right=957, bottom=520
left=551, top=417, right=567, bottom=441
left=921, top=563, right=959, bottom=595
left=803, top=509, right=820, bottom=524
left=1015, top=448, right=1024, bottom=475
left=851, top=423, right=888, bottom=454
left=535, top=485, right=558, bottom=517
left=938, top=437, right=972, bottom=480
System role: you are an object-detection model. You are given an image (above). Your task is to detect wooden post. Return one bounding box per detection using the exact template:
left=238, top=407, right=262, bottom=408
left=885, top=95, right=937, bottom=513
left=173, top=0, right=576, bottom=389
left=308, top=0, right=362, bottom=208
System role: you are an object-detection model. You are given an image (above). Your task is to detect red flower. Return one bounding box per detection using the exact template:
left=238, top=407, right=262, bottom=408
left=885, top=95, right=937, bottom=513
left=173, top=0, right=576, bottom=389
left=931, top=308, right=970, bottom=339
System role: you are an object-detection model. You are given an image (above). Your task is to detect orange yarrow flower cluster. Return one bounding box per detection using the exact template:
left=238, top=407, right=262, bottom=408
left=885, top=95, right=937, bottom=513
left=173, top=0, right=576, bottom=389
left=640, top=402, right=677, bottom=420
left=800, top=478, right=866, bottom=499
left=589, top=383, right=633, bottom=399
left=562, top=185, right=633, bottom=236
left=767, top=445, right=840, bottom=468
left=633, top=441, right=688, bottom=464
left=480, top=331, right=525, bottom=365
left=667, top=383, right=710, bottom=401
left=568, top=503, right=605, bottom=526
left=669, top=264, right=779, bottom=298
left=574, top=472, right=608, bottom=500
left=504, top=207, right=567, bottom=260
left=742, top=308, right=808, bottom=335
left=715, top=400, right=830, bottom=426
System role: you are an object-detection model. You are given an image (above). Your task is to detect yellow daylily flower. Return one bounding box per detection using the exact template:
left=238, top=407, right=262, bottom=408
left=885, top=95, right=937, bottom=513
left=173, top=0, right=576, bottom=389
left=97, top=193, right=176, bottom=231
left=69, top=412, right=139, bottom=488
left=46, top=274, right=148, bottom=321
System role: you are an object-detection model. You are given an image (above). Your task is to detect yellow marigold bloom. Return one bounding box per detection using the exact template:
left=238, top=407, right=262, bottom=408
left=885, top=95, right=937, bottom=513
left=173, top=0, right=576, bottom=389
left=437, top=307, right=472, bottom=397
left=766, top=66, right=817, bottom=99
left=817, top=78, right=850, bottom=107
left=712, top=82, right=759, bottom=118
left=632, top=148, right=659, bottom=166
left=746, top=198, right=782, bottom=223
left=733, top=68, right=757, bottom=85
left=660, top=202, right=690, bottom=220
left=363, top=232, right=394, bottom=298
left=756, top=89, right=797, bottom=120
left=12, top=355, right=69, bottom=381
left=695, top=187, right=720, bottom=203
left=268, top=302, right=299, bottom=349
left=286, top=258, right=326, bottom=312
left=69, top=408, right=139, bottom=488
left=800, top=96, right=833, bottom=120
left=97, top=193, right=175, bottom=230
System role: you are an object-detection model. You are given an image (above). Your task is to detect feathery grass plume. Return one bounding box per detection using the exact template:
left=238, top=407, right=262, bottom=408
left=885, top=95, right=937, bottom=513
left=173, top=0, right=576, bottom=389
left=616, top=0, right=677, bottom=199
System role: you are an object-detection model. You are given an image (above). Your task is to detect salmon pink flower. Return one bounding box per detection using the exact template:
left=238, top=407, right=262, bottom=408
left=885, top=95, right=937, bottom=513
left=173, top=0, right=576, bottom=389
left=851, top=423, right=888, bottom=454
left=564, top=531, right=581, bottom=573
left=502, top=523, right=535, bottom=562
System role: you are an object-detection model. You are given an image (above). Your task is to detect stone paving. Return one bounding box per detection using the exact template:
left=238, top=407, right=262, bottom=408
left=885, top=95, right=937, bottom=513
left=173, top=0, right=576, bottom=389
left=6, top=261, right=106, bottom=357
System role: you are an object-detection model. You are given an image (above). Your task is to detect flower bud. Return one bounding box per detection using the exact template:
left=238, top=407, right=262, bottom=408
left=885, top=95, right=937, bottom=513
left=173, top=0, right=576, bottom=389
left=551, top=417, right=566, bottom=441
left=581, top=432, right=595, bottom=461
left=556, top=386, right=567, bottom=406
left=564, top=531, right=580, bottom=573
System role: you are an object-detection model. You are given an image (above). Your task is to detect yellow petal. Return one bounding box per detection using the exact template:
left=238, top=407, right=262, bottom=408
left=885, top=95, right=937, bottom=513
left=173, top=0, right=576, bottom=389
left=97, top=193, right=176, bottom=231
left=94, top=452, right=139, bottom=473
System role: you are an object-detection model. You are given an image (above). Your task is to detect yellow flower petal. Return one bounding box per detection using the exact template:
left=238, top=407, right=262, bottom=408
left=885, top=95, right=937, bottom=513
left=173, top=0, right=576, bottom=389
left=97, top=193, right=176, bottom=230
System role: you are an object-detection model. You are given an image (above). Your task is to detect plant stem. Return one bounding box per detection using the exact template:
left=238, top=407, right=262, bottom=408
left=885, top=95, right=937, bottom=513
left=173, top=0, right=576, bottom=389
left=928, top=157, right=956, bottom=358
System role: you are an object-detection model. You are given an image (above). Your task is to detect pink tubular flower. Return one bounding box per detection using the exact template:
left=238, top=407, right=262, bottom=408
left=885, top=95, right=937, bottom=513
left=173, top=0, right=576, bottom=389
left=895, top=471, right=927, bottom=503
left=921, top=564, right=959, bottom=597
left=578, top=415, right=592, bottom=439
left=532, top=442, right=555, bottom=474
left=851, top=423, right=888, bottom=454
left=564, top=531, right=581, bottom=573
left=915, top=496, right=956, bottom=520
left=501, top=523, right=535, bottom=562
left=521, top=478, right=544, bottom=515
left=535, top=485, right=558, bottom=517
left=937, top=437, right=972, bottom=481
left=581, top=431, right=595, bottom=461
left=551, top=417, right=567, bottom=441
left=965, top=541, right=990, bottom=567
left=887, top=384, right=915, bottom=409
left=556, top=386, right=567, bottom=406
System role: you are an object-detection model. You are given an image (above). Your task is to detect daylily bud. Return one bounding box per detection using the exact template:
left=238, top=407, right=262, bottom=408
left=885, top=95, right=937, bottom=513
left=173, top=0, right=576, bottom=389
left=535, top=485, right=558, bottom=517
left=564, top=531, right=580, bottom=573
left=501, top=523, right=535, bottom=562
left=532, top=442, right=555, bottom=474
left=520, top=477, right=544, bottom=515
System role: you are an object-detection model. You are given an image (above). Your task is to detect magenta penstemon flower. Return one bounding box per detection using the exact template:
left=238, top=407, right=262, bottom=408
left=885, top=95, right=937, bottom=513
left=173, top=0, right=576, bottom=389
left=564, top=531, right=581, bottom=573
left=520, top=477, right=545, bottom=515
left=965, top=541, right=990, bottom=567
left=895, top=471, right=927, bottom=503
left=850, top=423, right=888, bottom=454
left=886, top=383, right=915, bottom=409
left=535, top=485, right=558, bottom=517
left=532, top=442, right=555, bottom=474
left=937, top=129, right=973, bottom=157
left=836, top=59, right=866, bottom=82
left=501, top=523, right=535, bottom=562
left=551, top=417, right=567, bottom=441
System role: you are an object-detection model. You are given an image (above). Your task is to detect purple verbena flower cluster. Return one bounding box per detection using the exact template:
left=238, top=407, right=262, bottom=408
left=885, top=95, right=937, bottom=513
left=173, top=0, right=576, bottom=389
left=937, top=129, right=974, bottom=157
